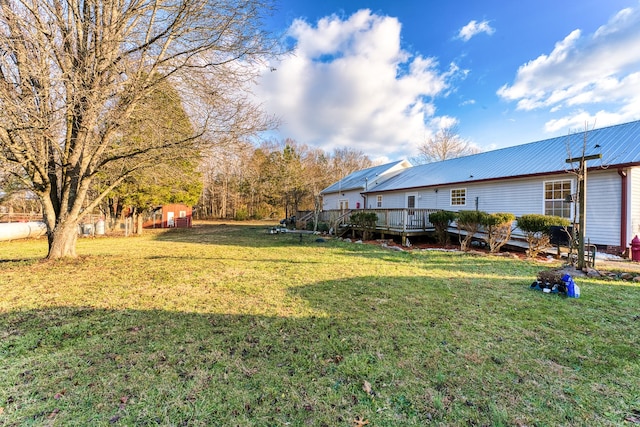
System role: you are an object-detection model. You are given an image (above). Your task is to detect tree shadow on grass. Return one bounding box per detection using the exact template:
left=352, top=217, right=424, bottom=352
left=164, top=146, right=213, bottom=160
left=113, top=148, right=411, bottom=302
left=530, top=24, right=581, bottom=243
left=2, top=273, right=639, bottom=426
left=3, top=304, right=429, bottom=426
left=152, top=222, right=338, bottom=248
left=151, top=223, right=534, bottom=275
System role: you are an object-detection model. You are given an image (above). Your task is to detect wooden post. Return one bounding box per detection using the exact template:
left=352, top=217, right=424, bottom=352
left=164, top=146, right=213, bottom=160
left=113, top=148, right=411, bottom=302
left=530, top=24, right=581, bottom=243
left=566, top=153, right=601, bottom=270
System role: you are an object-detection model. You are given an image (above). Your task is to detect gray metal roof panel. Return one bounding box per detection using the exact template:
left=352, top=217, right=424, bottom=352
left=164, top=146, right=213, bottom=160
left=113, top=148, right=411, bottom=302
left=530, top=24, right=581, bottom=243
left=321, top=160, right=409, bottom=193
left=369, top=120, right=640, bottom=192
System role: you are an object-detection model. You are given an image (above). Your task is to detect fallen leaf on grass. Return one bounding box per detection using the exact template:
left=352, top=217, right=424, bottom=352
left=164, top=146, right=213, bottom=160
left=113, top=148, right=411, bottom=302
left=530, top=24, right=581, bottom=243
left=0, top=407, right=4, bottom=415
left=353, top=416, right=369, bottom=426
left=626, top=409, right=640, bottom=424
left=117, top=396, right=130, bottom=410
left=363, top=380, right=375, bottom=397
left=324, top=355, right=343, bottom=364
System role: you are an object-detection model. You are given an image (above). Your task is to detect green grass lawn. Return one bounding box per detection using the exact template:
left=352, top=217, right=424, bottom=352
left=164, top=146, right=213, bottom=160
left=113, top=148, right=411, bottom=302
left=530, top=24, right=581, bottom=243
left=1, top=222, right=639, bottom=426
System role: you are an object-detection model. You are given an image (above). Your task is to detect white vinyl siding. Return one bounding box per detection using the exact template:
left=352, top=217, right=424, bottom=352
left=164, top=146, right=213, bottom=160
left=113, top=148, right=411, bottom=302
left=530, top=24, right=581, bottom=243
left=383, top=193, right=404, bottom=208
left=322, top=190, right=362, bottom=211
left=470, top=179, right=543, bottom=215
left=585, top=170, right=621, bottom=246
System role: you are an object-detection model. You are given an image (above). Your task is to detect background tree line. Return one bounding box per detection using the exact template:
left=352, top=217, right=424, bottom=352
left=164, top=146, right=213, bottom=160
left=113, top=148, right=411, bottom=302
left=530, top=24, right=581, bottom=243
left=0, top=0, right=471, bottom=258
left=0, top=0, right=279, bottom=258
left=198, top=140, right=373, bottom=221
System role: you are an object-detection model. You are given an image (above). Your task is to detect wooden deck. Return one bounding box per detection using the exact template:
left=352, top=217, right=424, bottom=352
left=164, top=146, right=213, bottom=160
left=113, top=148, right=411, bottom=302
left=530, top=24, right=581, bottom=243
left=359, top=208, right=437, bottom=239
left=308, top=209, right=438, bottom=244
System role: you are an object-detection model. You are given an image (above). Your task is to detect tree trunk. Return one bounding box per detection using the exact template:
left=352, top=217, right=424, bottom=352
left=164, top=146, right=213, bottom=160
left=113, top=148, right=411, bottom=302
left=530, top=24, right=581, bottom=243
left=47, top=221, right=79, bottom=259
left=137, top=214, right=143, bottom=235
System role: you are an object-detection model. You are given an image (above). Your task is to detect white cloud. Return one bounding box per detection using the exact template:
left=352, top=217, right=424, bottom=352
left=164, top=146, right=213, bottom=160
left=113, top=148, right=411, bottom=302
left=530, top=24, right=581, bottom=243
left=497, top=4, right=640, bottom=131
left=457, top=20, right=495, bottom=42
left=254, top=10, right=462, bottom=160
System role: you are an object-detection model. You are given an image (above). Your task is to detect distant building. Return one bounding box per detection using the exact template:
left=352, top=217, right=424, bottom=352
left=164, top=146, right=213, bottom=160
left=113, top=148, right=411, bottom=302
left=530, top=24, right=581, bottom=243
left=145, top=204, right=193, bottom=228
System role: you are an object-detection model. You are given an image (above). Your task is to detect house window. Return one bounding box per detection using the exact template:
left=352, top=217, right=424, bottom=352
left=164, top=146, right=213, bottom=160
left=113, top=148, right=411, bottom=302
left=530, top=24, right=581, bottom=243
left=376, top=195, right=383, bottom=208
left=544, top=180, right=572, bottom=218
left=450, top=188, right=466, bottom=206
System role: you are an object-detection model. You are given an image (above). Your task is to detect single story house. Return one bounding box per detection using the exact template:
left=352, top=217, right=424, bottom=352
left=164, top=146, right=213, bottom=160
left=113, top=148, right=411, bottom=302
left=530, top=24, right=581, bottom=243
left=334, top=120, right=640, bottom=252
left=321, top=160, right=412, bottom=211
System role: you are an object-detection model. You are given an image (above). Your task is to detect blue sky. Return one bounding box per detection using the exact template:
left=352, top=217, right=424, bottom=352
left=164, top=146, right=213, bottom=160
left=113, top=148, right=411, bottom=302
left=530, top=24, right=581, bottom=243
left=254, top=0, right=640, bottom=162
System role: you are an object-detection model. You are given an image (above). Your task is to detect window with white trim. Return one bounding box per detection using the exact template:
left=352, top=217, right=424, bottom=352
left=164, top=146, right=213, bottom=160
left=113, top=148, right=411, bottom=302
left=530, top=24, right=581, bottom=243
left=376, top=195, right=383, bottom=208
left=450, top=188, right=466, bottom=206
left=544, top=180, right=572, bottom=218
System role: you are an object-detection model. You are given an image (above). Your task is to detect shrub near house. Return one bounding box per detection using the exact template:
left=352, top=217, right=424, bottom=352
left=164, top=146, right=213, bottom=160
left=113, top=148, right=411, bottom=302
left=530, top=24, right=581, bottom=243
left=482, top=212, right=516, bottom=253
left=457, top=210, right=488, bottom=251
left=350, top=212, right=378, bottom=240
left=518, top=214, right=570, bottom=258
left=429, top=210, right=457, bottom=245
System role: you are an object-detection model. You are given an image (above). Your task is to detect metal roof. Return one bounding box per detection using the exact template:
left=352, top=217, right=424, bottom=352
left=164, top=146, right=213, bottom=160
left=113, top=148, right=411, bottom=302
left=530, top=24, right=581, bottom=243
left=321, top=160, right=410, bottom=194
left=368, top=120, right=640, bottom=193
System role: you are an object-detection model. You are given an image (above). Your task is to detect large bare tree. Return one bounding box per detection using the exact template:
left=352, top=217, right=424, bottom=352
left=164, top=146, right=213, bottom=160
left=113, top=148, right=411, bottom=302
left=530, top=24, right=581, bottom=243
left=0, top=0, right=277, bottom=258
left=414, top=126, right=480, bottom=164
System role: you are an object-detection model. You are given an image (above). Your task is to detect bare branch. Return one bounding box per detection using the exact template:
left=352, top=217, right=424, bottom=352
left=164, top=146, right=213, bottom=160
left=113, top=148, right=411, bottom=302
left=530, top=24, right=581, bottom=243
left=0, top=0, right=281, bottom=257
left=414, top=126, right=480, bottom=164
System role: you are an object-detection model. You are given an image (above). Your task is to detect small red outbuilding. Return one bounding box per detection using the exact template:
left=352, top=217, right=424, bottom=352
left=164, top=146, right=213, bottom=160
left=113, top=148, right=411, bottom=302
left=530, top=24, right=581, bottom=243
left=145, top=204, right=192, bottom=228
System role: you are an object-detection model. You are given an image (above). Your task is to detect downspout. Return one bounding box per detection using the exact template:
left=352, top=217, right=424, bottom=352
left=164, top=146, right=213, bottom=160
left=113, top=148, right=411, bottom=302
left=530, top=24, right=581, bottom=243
left=618, top=168, right=628, bottom=251
left=364, top=177, right=368, bottom=209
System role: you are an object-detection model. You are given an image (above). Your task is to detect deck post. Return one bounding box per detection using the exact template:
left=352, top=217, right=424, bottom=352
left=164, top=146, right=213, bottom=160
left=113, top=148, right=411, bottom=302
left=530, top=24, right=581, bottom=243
left=402, top=209, right=407, bottom=233
left=402, top=209, right=408, bottom=246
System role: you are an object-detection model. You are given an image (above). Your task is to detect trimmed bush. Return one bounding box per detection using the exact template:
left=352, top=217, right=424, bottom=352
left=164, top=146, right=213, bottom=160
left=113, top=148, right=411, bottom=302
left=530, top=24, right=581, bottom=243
left=481, top=212, right=515, bottom=253
left=457, top=210, right=488, bottom=251
left=429, top=210, right=458, bottom=245
left=518, top=214, right=571, bottom=258
left=350, top=211, right=378, bottom=240
left=350, top=212, right=378, bottom=228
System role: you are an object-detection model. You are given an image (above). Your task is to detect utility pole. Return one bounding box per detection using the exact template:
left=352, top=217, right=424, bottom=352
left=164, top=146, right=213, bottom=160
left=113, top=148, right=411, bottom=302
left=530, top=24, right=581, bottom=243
left=566, top=153, right=601, bottom=269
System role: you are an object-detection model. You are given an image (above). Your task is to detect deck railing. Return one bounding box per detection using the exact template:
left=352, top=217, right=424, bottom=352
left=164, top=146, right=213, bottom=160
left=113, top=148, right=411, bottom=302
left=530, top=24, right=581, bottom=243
left=366, top=208, right=438, bottom=231
left=313, top=208, right=439, bottom=232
